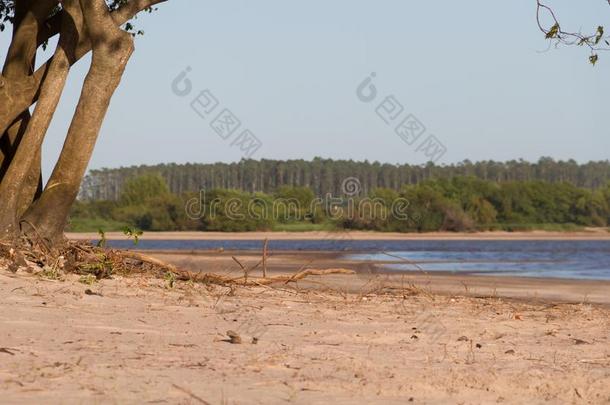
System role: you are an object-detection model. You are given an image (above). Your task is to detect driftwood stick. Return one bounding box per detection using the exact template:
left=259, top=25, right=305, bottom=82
left=231, top=256, right=248, bottom=284
left=245, top=268, right=355, bottom=286
left=262, top=238, right=268, bottom=278
left=121, top=251, right=178, bottom=271
left=286, top=259, right=315, bottom=284
left=119, top=251, right=354, bottom=287
left=248, top=258, right=263, bottom=273
left=119, top=251, right=225, bottom=283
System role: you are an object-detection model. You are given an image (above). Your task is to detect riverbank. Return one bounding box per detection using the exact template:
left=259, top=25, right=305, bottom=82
left=1, top=268, right=609, bottom=404
left=146, top=250, right=610, bottom=305
left=67, top=228, right=610, bottom=241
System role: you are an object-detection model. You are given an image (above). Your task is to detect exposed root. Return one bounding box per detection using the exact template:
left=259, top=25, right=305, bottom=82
left=1, top=236, right=142, bottom=280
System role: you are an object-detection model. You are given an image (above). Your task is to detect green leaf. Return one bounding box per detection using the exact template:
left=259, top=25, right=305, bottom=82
left=589, top=54, right=599, bottom=66
left=595, top=26, right=604, bottom=45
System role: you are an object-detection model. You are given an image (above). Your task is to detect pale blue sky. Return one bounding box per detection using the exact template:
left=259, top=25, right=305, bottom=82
left=2, top=0, right=610, bottom=178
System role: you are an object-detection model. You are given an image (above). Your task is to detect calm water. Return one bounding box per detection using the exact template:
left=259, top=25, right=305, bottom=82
left=104, top=239, right=610, bottom=281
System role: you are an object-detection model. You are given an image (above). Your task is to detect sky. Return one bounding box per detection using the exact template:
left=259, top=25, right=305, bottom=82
left=2, top=0, right=610, bottom=178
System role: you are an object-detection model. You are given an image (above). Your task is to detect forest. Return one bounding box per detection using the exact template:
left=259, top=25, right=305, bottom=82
left=70, top=159, right=610, bottom=233
left=79, top=157, right=610, bottom=202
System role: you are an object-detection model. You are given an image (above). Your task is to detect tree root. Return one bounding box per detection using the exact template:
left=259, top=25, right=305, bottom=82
left=0, top=237, right=355, bottom=286
left=120, top=251, right=355, bottom=286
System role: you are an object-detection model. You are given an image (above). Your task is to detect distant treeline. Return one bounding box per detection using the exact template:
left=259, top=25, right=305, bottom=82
left=79, top=158, right=610, bottom=201
left=69, top=173, right=610, bottom=233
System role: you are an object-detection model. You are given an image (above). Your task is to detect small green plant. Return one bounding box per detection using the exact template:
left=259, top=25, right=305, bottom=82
left=79, top=253, right=113, bottom=279
left=39, top=265, right=63, bottom=281
left=38, top=256, right=66, bottom=281
left=97, top=229, right=107, bottom=248
left=122, top=226, right=143, bottom=246
left=164, top=271, right=176, bottom=289
left=79, top=274, right=97, bottom=285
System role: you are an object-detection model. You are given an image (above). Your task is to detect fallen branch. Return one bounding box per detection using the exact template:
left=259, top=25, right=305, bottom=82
left=120, top=251, right=354, bottom=286
left=171, top=384, right=211, bottom=405
left=239, top=268, right=356, bottom=286
left=262, top=238, right=268, bottom=278
left=231, top=256, right=248, bottom=283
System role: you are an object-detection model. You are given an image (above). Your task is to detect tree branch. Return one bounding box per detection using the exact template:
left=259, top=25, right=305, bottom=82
left=536, top=0, right=610, bottom=64
left=36, top=0, right=166, bottom=51
left=0, top=0, right=167, bottom=137
left=2, top=0, right=58, bottom=78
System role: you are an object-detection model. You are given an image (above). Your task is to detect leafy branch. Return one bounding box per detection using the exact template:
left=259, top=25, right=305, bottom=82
left=536, top=0, right=610, bottom=65
left=122, top=226, right=143, bottom=246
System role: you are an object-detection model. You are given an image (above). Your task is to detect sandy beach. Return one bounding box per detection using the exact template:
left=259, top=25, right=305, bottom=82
left=150, top=250, right=610, bottom=305
left=2, top=245, right=610, bottom=403
left=66, top=228, right=610, bottom=241
left=1, top=267, right=609, bottom=404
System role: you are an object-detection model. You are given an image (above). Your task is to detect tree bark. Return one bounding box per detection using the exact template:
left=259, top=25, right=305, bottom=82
left=0, top=1, right=57, bottom=238
left=22, top=0, right=135, bottom=244
left=0, top=1, right=81, bottom=239
left=0, top=0, right=57, bottom=169
left=2, top=0, right=58, bottom=78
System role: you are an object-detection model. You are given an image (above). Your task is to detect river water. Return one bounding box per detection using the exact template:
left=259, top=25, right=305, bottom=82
left=104, top=239, right=610, bottom=281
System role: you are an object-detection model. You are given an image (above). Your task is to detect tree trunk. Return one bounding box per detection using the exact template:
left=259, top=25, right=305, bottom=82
left=0, top=0, right=166, bottom=139
left=22, top=0, right=134, bottom=244
left=0, top=1, right=56, bottom=239
left=0, top=1, right=81, bottom=239
left=0, top=0, right=164, bottom=245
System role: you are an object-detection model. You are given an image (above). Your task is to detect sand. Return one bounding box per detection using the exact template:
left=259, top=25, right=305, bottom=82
left=1, top=254, right=610, bottom=404
left=151, top=250, right=610, bottom=305
left=66, top=228, right=610, bottom=241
